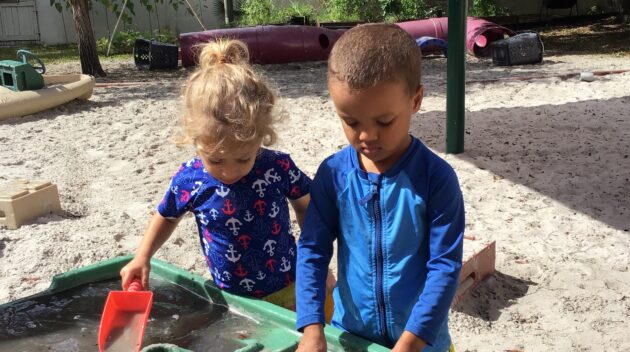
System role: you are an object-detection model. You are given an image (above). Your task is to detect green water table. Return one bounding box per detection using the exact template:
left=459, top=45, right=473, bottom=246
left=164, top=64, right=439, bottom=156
left=0, top=255, right=390, bottom=352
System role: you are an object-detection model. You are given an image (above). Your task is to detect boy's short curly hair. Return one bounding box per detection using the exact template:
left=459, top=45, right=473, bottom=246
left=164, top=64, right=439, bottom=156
left=328, top=23, right=422, bottom=94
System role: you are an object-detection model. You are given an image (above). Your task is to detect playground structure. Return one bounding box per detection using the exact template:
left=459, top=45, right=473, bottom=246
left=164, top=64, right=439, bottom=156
left=397, top=17, right=514, bottom=57
left=179, top=25, right=344, bottom=67
left=178, top=17, right=513, bottom=67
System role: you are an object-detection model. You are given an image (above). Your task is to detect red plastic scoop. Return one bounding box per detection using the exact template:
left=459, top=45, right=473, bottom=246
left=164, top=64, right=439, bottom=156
left=98, top=279, right=153, bottom=352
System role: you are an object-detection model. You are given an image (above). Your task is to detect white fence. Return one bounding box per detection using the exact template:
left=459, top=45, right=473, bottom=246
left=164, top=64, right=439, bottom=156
left=0, top=0, right=39, bottom=42
left=0, top=0, right=221, bottom=45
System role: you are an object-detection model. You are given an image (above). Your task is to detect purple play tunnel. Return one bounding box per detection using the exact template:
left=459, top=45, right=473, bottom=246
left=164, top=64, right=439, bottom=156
left=179, top=25, right=345, bottom=67
left=396, top=17, right=514, bottom=57
left=179, top=18, right=513, bottom=66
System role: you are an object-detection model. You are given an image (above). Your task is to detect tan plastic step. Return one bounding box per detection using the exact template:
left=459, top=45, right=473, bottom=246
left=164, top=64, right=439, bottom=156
left=453, top=235, right=496, bottom=305
left=0, top=179, right=62, bottom=229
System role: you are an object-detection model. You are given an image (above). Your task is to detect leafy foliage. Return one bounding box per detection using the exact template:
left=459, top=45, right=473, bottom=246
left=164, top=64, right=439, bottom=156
left=281, top=1, right=316, bottom=19
left=239, top=0, right=276, bottom=25
left=238, top=0, right=316, bottom=25
left=49, top=0, right=200, bottom=25
left=318, top=0, right=509, bottom=23
left=320, top=0, right=430, bottom=22
left=469, top=0, right=509, bottom=17
left=96, top=28, right=177, bottom=55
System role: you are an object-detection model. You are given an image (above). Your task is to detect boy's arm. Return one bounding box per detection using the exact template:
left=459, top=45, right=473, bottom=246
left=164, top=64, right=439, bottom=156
left=392, top=331, right=426, bottom=352
left=403, top=168, right=465, bottom=347
left=289, top=194, right=310, bottom=228
left=120, top=212, right=181, bottom=290
left=296, top=164, right=338, bottom=331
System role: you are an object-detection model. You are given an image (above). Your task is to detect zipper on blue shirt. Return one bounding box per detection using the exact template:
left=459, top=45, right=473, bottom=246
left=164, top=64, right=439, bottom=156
left=371, top=178, right=392, bottom=345
left=358, top=187, right=377, bottom=205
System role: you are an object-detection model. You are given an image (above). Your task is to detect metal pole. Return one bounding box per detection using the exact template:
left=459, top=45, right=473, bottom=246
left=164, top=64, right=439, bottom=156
left=446, top=0, right=467, bottom=154
left=224, top=0, right=234, bottom=25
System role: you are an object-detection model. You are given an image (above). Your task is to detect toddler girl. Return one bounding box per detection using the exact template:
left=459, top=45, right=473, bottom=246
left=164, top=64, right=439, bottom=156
left=120, top=39, right=313, bottom=308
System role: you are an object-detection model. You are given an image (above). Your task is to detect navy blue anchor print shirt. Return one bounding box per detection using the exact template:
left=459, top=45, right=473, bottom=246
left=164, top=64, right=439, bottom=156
left=158, top=149, right=311, bottom=297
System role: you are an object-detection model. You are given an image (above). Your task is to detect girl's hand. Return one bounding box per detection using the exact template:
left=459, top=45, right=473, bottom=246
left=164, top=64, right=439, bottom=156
left=120, top=256, right=151, bottom=291
left=119, top=212, right=181, bottom=291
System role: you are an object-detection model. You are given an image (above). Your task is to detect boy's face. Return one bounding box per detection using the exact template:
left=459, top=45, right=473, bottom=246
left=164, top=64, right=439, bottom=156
left=329, top=79, right=423, bottom=173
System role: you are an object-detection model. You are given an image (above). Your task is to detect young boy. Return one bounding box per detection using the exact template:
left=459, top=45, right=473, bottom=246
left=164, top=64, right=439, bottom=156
left=295, top=24, right=465, bottom=352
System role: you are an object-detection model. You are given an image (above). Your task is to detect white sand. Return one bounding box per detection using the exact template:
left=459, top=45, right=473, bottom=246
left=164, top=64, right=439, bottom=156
left=1, top=53, right=628, bottom=351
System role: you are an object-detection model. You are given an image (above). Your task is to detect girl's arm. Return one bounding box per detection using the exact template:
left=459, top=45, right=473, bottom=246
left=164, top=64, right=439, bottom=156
left=289, top=194, right=311, bottom=228
left=120, top=212, right=182, bottom=290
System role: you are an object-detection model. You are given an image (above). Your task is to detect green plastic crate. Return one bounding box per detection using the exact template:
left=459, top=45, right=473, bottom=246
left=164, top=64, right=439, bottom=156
left=0, top=255, right=390, bottom=352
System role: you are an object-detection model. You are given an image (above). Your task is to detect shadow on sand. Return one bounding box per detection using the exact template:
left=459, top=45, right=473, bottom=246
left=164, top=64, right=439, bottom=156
left=452, top=271, right=537, bottom=321
left=411, top=96, right=630, bottom=233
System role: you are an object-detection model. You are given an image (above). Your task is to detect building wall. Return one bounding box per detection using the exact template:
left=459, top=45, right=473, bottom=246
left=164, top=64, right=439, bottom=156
left=34, top=0, right=222, bottom=45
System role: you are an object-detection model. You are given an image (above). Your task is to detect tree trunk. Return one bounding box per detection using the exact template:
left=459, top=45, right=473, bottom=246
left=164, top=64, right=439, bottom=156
left=69, top=0, right=106, bottom=77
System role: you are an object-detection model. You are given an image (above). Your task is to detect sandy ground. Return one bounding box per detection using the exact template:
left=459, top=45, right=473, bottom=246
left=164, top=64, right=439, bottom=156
left=0, top=51, right=629, bottom=351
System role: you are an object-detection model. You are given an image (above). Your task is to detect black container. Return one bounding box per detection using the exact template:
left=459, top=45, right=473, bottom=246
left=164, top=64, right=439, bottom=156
left=491, top=32, right=544, bottom=66
left=289, top=15, right=310, bottom=25
left=543, top=0, right=577, bottom=9
left=133, top=39, right=179, bottom=70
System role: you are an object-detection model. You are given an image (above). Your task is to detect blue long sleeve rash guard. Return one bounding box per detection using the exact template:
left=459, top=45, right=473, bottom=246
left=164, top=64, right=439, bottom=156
left=296, top=136, right=465, bottom=350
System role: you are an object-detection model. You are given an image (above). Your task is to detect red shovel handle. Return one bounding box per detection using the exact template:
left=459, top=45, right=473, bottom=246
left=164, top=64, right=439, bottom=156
left=128, top=279, right=143, bottom=292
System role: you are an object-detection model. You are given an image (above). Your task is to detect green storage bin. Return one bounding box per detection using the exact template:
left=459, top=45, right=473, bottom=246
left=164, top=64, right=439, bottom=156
left=0, top=256, right=390, bottom=352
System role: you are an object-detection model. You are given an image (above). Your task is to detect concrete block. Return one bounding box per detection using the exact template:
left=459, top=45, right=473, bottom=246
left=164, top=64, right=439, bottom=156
left=453, top=236, right=496, bottom=305
left=0, top=179, right=62, bottom=229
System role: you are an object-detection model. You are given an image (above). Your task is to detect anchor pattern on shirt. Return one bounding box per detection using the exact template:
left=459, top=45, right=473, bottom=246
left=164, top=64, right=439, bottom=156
left=158, top=149, right=310, bottom=297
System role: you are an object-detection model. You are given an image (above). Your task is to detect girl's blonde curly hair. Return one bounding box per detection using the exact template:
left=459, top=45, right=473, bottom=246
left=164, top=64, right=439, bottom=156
left=179, top=39, right=281, bottom=153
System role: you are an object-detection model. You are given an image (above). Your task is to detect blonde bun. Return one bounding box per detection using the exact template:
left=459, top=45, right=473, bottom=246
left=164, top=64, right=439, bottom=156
left=198, top=39, right=249, bottom=69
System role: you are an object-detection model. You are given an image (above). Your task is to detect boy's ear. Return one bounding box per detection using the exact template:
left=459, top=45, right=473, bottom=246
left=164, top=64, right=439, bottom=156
left=412, top=85, right=424, bottom=113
